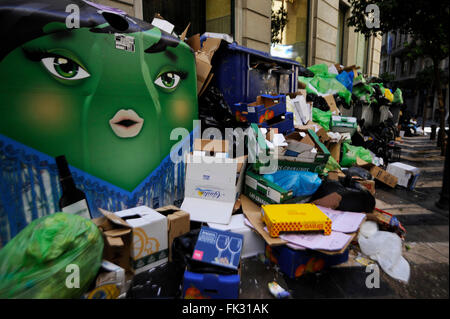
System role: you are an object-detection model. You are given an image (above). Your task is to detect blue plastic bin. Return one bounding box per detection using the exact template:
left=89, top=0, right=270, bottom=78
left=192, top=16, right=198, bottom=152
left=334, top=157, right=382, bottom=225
left=211, top=42, right=300, bottom=106
left=183, top=270, right=240, bottom=299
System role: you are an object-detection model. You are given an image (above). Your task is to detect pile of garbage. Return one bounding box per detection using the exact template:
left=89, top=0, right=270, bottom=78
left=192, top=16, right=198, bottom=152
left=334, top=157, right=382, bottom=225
left=0, top=8, right=421, bottom=300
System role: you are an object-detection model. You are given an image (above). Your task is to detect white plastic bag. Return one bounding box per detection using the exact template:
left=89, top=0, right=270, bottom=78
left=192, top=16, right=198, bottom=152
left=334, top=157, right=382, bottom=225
left=358, top=221, right=410, bottom=283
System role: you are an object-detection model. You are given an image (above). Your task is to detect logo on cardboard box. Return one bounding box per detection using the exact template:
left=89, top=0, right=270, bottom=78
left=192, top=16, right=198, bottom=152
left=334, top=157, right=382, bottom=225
left=195, top=187, right=222, bottom=199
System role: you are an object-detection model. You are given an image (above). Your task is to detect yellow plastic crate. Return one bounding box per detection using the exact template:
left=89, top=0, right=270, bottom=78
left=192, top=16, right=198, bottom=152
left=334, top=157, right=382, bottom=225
left=261, top=204, right=332, bottom=237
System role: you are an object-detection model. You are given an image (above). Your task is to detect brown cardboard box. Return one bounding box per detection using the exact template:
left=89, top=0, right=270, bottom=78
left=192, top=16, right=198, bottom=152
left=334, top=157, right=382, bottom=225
left=357, top=158, right=398, bottom=188
left=92, top=211, right=133, bottom=273
left=323, top=95, right=340, bottom=116
left=357, top=179, right=376, bottom=195
left=156, top=205, right=190, bottom=262
left=187, top=35, right=222, bottom=94
left=328, top=141, right=342, bottom=162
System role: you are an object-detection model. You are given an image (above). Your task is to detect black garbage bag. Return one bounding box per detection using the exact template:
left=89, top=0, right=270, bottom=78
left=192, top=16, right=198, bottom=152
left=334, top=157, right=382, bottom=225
left=311, top=179, right=375, bottom=213
left=198, top=85, right=249, bottom=158
left=126, top=262, right=184, bottom=299
left=334, top=93, right=350, bottom=109
left=344, top=166, right=373, bottom=180
left=172, top=229, right=238, bottom=275
left=299, top=65, right=315, bottom=77
left=306, top=93, right=329, bottom=112
left=198, top=85, right=247, bottom=130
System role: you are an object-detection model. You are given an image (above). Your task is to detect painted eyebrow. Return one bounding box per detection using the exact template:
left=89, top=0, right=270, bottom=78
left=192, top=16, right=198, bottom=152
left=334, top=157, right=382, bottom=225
left=144, top=34, right=179, bottom=54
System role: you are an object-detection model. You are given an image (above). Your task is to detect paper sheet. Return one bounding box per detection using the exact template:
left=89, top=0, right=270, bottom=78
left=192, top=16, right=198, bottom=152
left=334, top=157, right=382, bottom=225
left=316, top=206, right=366, bottom=233
left=279, top=231, right=353, bottom=251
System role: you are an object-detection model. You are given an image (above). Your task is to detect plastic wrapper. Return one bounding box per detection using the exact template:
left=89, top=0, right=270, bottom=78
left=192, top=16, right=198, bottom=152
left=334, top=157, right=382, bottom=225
left=312, top=108, right=332, bottom=131
left=358, top=221, right=410, bottom=283
left=263, top=170, right=322, bottom=197
left=384, top=88, right=394, bottom=102
left=340, top=142, right=373, bottom=167
left=0, top=213, right=103, bottom=298
left=307, top=64, right=331, bottom=77
left=393, top=88, right=403, bottom=104
left=336, top=71, right=354, bottom=92
left=324, top=155, right=341, bottom=173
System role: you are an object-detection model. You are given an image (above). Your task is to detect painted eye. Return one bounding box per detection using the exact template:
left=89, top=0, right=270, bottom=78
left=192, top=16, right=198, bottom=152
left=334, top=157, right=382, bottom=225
left=154, top=72, right=181, bottom=90
left=41, top=56, right=90, bottom=80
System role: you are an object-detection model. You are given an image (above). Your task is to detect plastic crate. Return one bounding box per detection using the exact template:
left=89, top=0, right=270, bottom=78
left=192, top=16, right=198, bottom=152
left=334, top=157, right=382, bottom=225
left=231, top=94, right=287, bottom=124
left=183, top=270, right=240, bottom=299
left=266, top=245, right=349, bottom=279
left=211, top=42, right=300, bottom=106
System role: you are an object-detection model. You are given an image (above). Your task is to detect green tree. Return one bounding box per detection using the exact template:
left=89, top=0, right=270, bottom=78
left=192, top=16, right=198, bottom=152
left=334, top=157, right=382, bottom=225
left=347, top=0, right=449, bottom=154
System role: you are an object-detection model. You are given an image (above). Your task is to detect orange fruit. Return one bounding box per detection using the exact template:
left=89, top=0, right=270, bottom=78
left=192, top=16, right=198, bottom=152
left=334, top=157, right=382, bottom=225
left=295, top=264, right=306, bottom=277
left=313, top=259, right=325, bottom=272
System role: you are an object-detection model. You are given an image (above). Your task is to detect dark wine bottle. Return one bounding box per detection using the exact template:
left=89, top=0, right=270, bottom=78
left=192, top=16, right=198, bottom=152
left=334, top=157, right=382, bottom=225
left=55, top=155, right=92, bottom=219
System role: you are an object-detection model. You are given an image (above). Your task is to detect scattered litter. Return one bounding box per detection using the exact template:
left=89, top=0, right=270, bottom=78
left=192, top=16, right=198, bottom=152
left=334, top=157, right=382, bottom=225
left=268, top=282, right=290, bottom=299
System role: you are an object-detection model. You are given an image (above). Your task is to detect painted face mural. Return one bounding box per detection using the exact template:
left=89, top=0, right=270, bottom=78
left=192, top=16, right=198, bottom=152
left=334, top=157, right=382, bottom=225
left=0, top=0, right=197, bottom=192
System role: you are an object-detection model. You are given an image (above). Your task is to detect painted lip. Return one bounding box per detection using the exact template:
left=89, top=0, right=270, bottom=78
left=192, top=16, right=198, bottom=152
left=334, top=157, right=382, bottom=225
left=109, top=109, right=144, bottom=138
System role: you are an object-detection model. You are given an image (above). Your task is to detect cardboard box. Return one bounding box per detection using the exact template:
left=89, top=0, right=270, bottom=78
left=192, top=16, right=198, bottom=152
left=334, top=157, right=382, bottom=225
left=261, top=204, right=332, bottom=237
left=355, top=179, right=376, bottom=195
left=93, top=211, right=133, bottom=273
left=240, top=195, right=286, bottom=247
left=330, top=115, right=358, bottom=135
left=192, top=226, right=244, bottom=271
left=266, top=245, right=349, bottom=279
left=324, top=95, right=340, bottom=116
left=98, top=206, right=168, bottom=274
left=244, top=169, right=311, bottom=206
left=208, top=214, right=265, bottom=258
left=357, top=159, right=398, bottom=188
left=275, top=129, right=331, bottom=172
left=187, top=35, right=222, bottom=94
left=155, top=205, right=190, bottom=262
left=386, top=162, right=421, bottom=190
left=181, top=139, right=247, bottom=224
left=83, top=260, right=126, bottom=299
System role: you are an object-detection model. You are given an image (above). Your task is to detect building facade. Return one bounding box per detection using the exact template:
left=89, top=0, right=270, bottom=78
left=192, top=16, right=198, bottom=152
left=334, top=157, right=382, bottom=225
left=92, top=0, right=380, bottom=75
left=380, top=31, right=449, bottom=121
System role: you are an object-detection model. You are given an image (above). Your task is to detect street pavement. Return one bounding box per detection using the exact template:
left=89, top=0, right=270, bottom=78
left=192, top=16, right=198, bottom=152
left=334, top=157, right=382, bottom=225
left=240, top=134, right=449, bottom=299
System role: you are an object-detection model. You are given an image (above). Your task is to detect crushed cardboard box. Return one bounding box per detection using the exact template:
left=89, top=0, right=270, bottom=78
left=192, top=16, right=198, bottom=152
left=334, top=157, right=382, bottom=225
left=186, top=34, right=222, bottom=94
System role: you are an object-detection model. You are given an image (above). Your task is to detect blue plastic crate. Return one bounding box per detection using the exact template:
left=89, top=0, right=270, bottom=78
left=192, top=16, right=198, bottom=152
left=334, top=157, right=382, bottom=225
left=266, top=245, right=349, bottom=279
left=183, top=270, right=240, bottom=299
left=231, top=94, right=286, bottom=124
left=211, top=42, right=300, bottom=106
left=259, top=112, right=294, bottom=135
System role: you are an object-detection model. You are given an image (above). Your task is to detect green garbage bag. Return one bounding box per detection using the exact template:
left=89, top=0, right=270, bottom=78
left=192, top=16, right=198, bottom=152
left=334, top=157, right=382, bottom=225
left=324, top=155, right=341, bottom=174
left=393, top=88, right=403, bottom=104
left=312, top=108, right=332, bottom=131
left=340, top=142, right=373, bottom=167
left=0, top=213, right=103, bottom=299
left=308, top=63, right=332, bottom=77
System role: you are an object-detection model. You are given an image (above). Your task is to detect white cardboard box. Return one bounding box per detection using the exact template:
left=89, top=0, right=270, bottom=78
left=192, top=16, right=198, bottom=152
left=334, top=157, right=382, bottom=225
left=386, top=162, right=421, bottom=190
left=181, top=140, right=247, bottom=225
left=208, top=214, right=265, bottom=258
left=114, top=206, right=168, bottom=274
